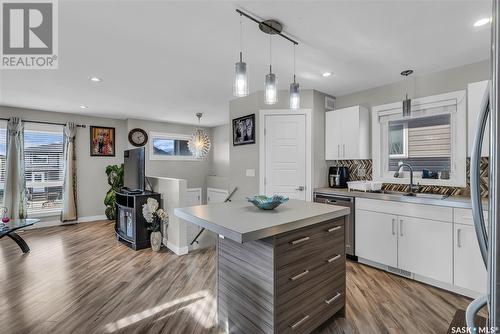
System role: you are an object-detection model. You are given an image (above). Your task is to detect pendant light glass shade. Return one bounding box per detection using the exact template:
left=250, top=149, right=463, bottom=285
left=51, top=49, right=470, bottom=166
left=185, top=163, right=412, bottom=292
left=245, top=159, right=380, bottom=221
left=188, top=113, right=211, bottom=159
left=290, top=80, right=300, bottom=109
left=401, top=69, right=413, bottom=117
left=234, top=53, right=248, bottom=97
left=265, top=69, right=278, bottom=104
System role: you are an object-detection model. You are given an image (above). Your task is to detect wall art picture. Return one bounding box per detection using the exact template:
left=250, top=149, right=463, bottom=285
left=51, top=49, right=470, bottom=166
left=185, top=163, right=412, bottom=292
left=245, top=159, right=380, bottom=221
left=90, top=126, right=116, bottom=156
left=233, top=114, right=255, bottom=146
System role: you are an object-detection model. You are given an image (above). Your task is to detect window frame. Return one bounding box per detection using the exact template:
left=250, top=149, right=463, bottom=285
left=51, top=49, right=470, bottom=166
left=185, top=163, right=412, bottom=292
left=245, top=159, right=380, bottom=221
left=149, top=132, right=198, bottom=161
left=372, top=90, right=467, bottom=187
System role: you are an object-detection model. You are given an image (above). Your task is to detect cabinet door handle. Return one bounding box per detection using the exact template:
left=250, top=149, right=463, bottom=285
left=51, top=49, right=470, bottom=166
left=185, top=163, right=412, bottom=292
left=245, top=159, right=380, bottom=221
left=290, top=314, right=310, bottom=329
left=327, top=226, right=342, bottom=233
left=399, top=219, right=403, bottom=237
left=325, top=292, right=342, bottom=305
left=392, top=218, right=396, bottom=235
left=290, top=270, right=309, bottom=281
left=337, top=144, right=340, bottom=157
left=290, top=236, right=310, bottom=245
left=327, top=254, right=341, bottom=263
left=457, top=228, right=462, bottom=248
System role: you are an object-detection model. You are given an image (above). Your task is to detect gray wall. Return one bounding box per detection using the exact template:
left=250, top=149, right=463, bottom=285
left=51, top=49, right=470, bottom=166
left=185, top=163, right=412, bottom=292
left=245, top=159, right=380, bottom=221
left=126, top=119, right=213, bottom=197
left=228, top=89, right=330, bottom=200
left=211, top=124, right=230, bottom=177
left=0, top=106, right=127, bottom=219
left=335, top=59, right=490, bottom=109
left=0, top=107, right=219, bottom=218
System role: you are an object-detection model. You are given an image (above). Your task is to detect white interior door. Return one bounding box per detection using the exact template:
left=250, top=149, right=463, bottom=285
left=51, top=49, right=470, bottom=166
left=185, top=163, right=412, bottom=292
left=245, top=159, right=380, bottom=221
left=264, top=114, right=306, bottom=200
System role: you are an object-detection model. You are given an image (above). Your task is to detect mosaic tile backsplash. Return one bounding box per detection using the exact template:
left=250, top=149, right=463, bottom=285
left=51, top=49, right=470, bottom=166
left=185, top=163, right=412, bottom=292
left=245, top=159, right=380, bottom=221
left=328, top=158, right=489, bottom=198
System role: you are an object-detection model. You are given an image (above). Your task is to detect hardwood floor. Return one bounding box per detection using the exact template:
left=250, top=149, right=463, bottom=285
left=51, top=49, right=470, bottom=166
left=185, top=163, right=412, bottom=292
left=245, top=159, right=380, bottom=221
left=0, top=220, right=482, bottom=334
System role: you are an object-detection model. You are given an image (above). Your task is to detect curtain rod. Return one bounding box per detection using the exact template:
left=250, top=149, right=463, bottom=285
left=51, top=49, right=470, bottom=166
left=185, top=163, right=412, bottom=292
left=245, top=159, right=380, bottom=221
left=0, top=117, right=86, bottom=128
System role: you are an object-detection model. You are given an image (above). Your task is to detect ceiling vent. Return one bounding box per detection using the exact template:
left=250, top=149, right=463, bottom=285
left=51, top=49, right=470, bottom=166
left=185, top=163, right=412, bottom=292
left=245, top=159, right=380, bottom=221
left=325, top=96, right=336, bottom=111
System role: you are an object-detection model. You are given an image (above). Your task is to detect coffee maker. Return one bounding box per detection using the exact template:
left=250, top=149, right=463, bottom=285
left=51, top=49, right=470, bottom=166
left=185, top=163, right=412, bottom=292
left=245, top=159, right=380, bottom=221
left=329, top=166, right=349, bottom=188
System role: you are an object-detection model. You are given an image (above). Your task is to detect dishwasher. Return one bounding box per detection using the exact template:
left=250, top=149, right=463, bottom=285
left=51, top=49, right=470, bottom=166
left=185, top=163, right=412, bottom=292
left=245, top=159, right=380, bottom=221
left=314, top=192, right=356, bottom=259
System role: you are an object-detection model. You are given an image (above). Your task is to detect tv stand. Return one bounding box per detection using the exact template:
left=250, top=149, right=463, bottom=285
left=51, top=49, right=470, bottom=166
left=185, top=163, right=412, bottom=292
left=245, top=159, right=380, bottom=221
left=115, top=190, right=161, bottom=250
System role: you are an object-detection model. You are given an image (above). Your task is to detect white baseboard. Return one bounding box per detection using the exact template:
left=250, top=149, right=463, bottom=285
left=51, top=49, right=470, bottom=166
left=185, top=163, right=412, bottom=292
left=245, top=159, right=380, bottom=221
left=24, top=215, right=108, bottom=229
left=164, top=238, right=188, bottom=256
left=357, top=257, right=481, bottom=299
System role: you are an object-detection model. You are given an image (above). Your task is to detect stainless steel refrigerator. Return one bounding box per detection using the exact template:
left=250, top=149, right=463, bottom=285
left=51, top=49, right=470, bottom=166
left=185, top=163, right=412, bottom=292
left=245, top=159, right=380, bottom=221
left=467, top=0, right=500, bottom=330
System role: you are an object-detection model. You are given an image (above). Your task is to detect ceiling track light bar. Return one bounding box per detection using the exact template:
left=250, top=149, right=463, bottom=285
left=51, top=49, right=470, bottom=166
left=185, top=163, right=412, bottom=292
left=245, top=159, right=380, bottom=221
left=235, top=9, right=298, bottom=46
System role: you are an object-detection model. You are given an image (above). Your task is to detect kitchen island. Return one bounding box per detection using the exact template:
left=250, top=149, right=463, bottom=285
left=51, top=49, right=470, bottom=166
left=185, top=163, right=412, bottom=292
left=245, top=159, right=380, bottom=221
left=175, top=199, right=350, bottom=334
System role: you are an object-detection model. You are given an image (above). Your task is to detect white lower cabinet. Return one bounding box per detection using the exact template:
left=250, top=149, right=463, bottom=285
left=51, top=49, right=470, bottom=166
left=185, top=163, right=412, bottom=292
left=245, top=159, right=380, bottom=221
left=355, top=200, right=486, bottom=297
left=356, top=210, right=398, bottom=268
left=397, top=217, right=453, bottom=284
left=454, top=223, right=487, bottom=294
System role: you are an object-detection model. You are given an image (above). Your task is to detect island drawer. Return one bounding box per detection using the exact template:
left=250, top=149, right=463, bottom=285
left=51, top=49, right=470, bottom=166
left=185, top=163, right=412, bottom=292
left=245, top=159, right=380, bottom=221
left=275, top=218, right=345, bottom=268
left=276, top=249, right=345, bottom=307
left=276, top=269, right=345, bottom=334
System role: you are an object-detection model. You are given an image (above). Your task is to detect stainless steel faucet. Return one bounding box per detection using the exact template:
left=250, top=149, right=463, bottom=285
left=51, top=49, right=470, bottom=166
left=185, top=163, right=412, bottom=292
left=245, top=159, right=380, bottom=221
left=394, top=163, right=419, bottom=194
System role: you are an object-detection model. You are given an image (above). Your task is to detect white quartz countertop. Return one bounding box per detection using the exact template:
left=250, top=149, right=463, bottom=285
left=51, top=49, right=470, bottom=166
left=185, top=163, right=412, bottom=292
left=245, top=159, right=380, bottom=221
left=174, top=199, right=350, bottom=243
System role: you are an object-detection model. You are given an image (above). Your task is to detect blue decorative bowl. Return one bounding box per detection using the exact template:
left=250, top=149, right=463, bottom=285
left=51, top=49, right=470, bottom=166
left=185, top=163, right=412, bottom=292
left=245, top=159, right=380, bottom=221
left=247, top=195, right=289, bottom=210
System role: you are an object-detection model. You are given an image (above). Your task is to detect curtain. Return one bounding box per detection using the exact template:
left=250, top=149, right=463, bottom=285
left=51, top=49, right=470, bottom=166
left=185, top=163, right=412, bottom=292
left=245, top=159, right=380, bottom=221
left=61, top=123, right=77, bottom=222
left=4, top=117, right=26, bottom=219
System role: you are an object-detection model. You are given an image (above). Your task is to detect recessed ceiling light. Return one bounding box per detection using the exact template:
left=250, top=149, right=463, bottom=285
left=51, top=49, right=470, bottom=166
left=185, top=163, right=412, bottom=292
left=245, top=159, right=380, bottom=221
left=474, top=17, right=491, bottom=27
left=80, top=105, right=88, bottom=109
left=322, top=72, right=332, bottom=77
left=89, top=76, right=102, bottom=82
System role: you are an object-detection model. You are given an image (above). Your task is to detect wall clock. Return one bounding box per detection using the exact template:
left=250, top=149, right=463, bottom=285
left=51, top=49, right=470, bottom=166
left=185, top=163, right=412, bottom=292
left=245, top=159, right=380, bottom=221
left=128, top=128, right=148, bottom=147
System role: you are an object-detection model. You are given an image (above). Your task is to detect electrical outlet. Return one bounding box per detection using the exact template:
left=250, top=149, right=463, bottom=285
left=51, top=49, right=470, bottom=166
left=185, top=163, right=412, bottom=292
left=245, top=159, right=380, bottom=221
left=358, top=168, right=366, bottom=177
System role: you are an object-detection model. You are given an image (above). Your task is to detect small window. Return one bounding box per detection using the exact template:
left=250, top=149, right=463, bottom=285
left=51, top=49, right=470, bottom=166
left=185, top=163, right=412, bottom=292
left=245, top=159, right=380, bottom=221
left=149, top=132, right=196, bottom=160
left=372, top=90, right=467, bottom=187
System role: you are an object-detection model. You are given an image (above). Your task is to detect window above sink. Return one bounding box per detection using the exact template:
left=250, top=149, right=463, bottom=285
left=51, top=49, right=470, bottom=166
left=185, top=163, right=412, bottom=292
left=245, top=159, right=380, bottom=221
left=372, top=90, right=467, bottom=187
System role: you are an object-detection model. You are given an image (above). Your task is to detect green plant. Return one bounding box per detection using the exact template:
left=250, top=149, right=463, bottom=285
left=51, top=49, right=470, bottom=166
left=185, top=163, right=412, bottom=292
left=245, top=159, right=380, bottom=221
left=104, top=164, right=124, bottom=220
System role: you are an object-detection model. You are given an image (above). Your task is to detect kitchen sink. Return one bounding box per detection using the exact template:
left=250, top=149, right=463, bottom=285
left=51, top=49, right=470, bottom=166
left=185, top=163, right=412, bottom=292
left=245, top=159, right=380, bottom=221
left=381, top=190, right=447, bottom=200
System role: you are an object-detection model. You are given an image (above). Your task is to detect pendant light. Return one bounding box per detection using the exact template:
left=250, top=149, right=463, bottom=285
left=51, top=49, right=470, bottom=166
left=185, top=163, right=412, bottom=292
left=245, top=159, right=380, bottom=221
left=289, top=44, right=300, bottom=109
left=234, top=14, right=248, bottom=97
left=265, top=34, right=278, bottom=104
left=188, top=113, right=211, bottom=159
left=401, top=69, right=414, bottom=117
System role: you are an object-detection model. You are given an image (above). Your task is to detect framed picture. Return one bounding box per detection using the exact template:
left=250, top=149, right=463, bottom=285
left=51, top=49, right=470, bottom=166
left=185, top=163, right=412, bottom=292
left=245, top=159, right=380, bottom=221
left=90, top=126, right=116, bottom=156
left=233, top=114, right=255, bottom=146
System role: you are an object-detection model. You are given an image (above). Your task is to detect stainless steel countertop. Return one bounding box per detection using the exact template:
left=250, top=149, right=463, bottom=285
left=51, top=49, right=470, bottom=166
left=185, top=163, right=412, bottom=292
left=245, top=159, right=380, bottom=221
left=314, top=187, right=488, bottom=209
left=174, top=199, right=350, bottom=243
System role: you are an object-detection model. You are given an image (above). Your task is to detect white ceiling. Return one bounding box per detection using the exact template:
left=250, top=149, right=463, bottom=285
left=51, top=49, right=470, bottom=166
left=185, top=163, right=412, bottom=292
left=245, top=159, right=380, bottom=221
left=0, top=0, right=491, bottom=126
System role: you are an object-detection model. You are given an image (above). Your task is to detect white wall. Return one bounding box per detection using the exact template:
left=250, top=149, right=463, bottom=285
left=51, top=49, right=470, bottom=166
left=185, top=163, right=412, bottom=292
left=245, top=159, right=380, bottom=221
left=0, top=106, right=126, bottom=219
left=211, top=124, right=230, bottom=177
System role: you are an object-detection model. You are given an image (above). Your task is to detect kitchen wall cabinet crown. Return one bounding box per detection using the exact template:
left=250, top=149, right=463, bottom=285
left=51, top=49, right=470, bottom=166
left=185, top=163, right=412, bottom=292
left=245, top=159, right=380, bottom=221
left=325, top=105, right=370, bottom=160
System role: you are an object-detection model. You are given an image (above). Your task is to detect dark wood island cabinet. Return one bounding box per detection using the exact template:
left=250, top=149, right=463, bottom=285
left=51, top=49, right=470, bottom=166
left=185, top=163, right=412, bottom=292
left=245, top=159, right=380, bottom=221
left=175, top=199, right=349, bottom=333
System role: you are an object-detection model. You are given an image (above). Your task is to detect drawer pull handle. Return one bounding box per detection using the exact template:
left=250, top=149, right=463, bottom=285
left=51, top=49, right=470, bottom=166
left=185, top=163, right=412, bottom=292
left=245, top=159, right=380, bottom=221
left=327, top=254, right=341, bottom=263
left=290, top=314, right=310, bottom=329
left=325, top=292, right=342, bottom=305
left=327, top=226, right=342, bottom=233
left=290, top=270, right=309, bottom=281
left=290, top=236, right=310, bottom=245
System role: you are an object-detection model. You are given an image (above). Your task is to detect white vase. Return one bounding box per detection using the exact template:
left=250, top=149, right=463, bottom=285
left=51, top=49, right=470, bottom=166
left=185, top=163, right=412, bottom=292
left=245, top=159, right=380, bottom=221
left=150, top=231, right=162, bottom=252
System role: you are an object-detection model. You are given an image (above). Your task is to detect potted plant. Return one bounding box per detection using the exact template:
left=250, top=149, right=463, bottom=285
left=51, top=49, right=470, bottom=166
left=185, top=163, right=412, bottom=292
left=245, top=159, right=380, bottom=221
left=142, top=198, right=168, bottom=252
left=104, top=164, right=124, bottom=220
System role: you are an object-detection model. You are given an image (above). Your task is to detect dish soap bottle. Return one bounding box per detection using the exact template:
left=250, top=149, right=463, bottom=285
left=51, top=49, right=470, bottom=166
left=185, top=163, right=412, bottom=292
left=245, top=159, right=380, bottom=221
left=2, top=208, right=9, bottom=223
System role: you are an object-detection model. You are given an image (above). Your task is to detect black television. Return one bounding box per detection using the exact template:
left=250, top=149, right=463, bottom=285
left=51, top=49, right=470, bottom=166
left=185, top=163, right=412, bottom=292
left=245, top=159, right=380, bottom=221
left=123, top=147, right=145, bottom=192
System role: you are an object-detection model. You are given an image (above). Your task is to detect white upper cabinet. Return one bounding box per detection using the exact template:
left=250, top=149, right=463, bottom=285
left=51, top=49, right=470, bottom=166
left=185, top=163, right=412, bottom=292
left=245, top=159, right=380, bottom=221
left=325, top=105, right=370, bottom=160
left=467, top=80, right=489, bottom=157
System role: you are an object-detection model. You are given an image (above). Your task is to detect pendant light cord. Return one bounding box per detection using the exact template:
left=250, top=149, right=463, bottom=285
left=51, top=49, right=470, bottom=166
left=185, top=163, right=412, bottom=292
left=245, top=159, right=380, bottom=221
left=293, top=44, right=296, bottom=83
left=239, top=14, right=243, bottom=61
left=269, top=34, right=272, bottom=73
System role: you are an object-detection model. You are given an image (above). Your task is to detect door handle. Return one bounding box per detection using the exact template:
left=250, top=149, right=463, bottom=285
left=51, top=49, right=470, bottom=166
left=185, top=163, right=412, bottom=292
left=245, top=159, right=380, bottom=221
left=295, top=186, right=305, bottom=191
left=392, top=218, right=396, bottom=235
left=337, top=144, right=340, bottom=157
left=457, top=228, right=462, bottom=248
left=343, top=144, right=346, bottom=157
left=325, top=292, right=342, bottom=305
left=327, top=226, right=342, bottom=233
left=290, top=270, right=309, bottom=281
left=399, top=219, right=403, bottom=237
